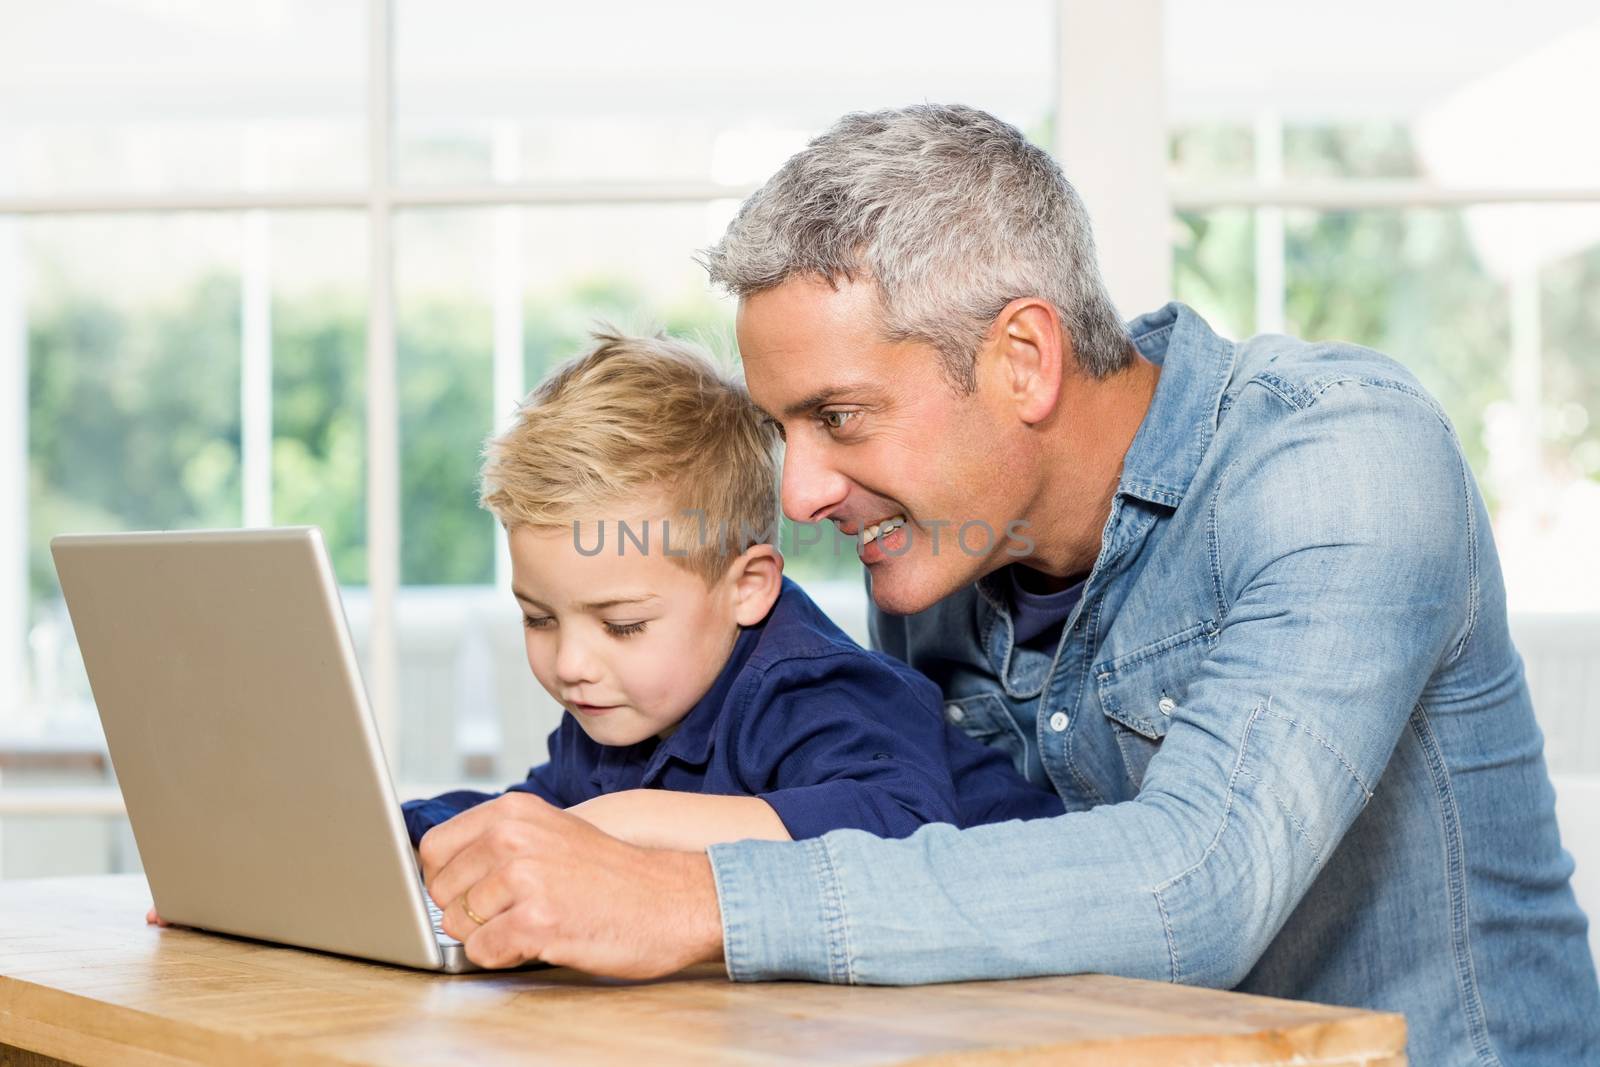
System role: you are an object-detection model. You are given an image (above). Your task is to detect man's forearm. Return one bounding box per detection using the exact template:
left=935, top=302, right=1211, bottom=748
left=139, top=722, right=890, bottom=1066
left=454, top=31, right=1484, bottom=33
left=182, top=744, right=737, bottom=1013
left=669, top=847, right=728, bottom=968
left=569, top=789, right=792, bottom=851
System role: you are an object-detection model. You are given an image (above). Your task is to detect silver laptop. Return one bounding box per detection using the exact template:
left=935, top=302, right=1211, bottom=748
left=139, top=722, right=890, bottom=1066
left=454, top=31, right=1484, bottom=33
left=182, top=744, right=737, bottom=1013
left=52, top=526, right=483, bottom=972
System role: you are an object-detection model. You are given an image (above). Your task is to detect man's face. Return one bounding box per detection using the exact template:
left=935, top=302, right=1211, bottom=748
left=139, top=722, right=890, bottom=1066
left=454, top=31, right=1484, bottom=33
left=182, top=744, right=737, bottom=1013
left=737, top=277, right=1034, bottom=615
left=507, top=522, right=740, bottom=746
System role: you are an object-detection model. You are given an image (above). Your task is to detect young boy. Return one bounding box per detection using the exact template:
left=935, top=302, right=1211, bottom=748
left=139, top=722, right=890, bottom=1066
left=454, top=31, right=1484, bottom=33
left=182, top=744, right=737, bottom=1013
left=400, top=329, right=1063, bottom=852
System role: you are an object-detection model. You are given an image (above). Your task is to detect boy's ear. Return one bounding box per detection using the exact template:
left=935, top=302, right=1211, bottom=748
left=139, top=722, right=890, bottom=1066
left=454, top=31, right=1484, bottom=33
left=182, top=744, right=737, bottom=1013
left=728, top=543, right=783, bottom=627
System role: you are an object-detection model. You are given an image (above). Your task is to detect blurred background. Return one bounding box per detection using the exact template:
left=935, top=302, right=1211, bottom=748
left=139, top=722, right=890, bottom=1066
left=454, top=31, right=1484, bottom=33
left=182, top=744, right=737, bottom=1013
left=0, top=0, right=1595, bottom=954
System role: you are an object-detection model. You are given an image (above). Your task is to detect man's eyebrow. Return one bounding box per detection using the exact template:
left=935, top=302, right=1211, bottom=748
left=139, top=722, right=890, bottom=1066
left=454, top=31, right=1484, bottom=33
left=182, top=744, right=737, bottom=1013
left=781, top=385, right=884, bottom=419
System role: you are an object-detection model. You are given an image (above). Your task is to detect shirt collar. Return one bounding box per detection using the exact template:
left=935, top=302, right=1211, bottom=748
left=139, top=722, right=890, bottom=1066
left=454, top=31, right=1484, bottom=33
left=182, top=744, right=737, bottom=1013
left=1115, top=302, right=1237, bottom=510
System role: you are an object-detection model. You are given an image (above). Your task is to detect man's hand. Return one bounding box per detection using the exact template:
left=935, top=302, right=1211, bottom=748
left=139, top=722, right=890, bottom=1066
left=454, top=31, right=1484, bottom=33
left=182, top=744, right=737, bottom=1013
left=418, top=791, right=726, bottom=976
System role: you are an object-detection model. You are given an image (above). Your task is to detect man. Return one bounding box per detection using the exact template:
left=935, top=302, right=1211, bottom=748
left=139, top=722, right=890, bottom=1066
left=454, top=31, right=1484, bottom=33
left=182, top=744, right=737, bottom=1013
left=419, top=105, right=1600, bottom=1064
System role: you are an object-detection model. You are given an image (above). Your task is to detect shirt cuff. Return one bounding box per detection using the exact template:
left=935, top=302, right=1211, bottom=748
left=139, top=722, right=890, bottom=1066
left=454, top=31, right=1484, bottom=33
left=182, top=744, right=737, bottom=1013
left=707, top=835, right=853, bottom=983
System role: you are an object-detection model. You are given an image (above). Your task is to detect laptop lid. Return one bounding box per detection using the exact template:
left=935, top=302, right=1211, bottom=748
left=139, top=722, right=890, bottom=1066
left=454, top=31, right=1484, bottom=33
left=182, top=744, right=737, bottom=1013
left=51, top=527, right=445, bottom=970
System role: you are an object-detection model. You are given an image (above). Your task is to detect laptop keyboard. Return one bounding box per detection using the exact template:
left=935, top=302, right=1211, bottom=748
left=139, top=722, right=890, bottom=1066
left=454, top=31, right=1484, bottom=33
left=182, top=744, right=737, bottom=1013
left=425, top=897, right=462, bottom=946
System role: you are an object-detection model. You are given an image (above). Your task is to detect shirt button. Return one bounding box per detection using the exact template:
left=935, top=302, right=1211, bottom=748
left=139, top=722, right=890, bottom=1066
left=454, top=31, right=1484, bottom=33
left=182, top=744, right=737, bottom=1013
left=1049, top=711, right=1069, bottom=732
left=1158, top=696, right=1176, bottom=716
left=945, top=703, right=965, bottom=724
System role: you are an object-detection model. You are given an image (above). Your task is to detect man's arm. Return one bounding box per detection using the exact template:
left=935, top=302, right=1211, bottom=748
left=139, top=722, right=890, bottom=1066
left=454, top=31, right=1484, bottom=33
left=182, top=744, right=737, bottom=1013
left=567, top=790, right=791, bottom=850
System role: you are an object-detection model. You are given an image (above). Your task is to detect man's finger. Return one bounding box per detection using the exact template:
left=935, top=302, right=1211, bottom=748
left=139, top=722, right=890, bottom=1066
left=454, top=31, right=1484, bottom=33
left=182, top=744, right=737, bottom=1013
left=463, top=899, right=548, bottom=970
left=438, top=861, right=517, bottom=943
left=427, top=811, right=546, bottom=911
left=417, top=791, right=557, bottom=882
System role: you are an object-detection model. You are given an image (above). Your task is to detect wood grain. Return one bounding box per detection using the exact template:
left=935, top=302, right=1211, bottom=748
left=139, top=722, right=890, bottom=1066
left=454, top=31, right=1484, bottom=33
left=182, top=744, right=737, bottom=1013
left=0, top=876, right=1405, bottom=1066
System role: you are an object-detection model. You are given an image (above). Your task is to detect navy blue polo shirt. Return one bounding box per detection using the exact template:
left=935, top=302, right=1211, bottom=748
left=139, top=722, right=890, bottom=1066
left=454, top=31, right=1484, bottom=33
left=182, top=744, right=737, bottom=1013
left=401, top=578, right=1063, bottom=846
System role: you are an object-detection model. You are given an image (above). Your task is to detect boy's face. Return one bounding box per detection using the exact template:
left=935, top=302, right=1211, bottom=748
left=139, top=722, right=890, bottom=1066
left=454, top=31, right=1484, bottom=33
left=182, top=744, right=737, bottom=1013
left=507, top=522, right=748, bottom=747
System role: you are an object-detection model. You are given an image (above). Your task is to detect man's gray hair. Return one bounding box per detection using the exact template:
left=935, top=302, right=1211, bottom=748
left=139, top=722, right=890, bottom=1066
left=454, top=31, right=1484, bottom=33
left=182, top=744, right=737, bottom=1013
left=699, top=104, right=1132, bottom=389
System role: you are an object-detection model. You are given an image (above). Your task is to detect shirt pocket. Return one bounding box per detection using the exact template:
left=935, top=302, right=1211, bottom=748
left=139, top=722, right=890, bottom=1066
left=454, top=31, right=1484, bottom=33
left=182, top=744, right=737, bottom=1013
left=940, top=691, right=1030, bottom=779
left=1093, top=619, right=1218, bottom=790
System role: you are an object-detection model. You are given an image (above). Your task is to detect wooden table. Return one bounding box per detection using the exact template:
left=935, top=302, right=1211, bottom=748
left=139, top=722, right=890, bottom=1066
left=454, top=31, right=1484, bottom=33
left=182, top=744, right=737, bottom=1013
left=0, top=876, right=1404, bottom=1066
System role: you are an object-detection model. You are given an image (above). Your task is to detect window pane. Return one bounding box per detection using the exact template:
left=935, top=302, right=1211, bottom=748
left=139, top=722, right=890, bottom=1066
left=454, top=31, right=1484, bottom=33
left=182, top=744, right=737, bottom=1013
left=394, top=0, right=1056, bottom=185
left=1542, top=222, right=1600, bottom=483
left=1515, top=207, right=1600, bottom=611
left=0, top=813, right=138, bottom=879
left=18, top=212, right=367, bottom=747
left=394, top=208, right=497, bottom=589
left=1166, top=2, right=1600, bottom=188
left=1283, top=208, right=1508, bottom=475
left=0, top=2, right=365, bottom=195
left=1172, top=209, right=1256, bottom=339
left=1168, top=124, right=1254, bottom=183
left=1281, top=123, right=1420, bottom=182
left=270, top=214, right=368, bottom=582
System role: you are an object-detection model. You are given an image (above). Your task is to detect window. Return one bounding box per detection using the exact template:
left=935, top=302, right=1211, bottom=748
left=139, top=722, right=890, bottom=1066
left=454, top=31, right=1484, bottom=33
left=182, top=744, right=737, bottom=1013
left=0, top=0, right=1055, bottom=873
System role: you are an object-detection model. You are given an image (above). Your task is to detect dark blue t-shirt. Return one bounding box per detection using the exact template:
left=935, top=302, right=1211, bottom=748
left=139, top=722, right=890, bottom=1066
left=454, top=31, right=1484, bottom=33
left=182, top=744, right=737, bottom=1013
left=1006, top=565, right=1085, bottom=651
left=401, top=578, right=1063, bottom=845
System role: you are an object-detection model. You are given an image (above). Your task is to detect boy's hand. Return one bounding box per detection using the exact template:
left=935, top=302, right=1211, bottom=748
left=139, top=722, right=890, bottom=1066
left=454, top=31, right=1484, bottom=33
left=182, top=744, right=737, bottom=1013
left=145, top=905, right=170, bottom=927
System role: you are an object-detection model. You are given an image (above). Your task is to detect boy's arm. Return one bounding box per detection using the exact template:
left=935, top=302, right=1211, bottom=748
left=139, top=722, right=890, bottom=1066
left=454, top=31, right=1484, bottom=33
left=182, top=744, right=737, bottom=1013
left=566, top=659, right=960, bottom=847
left=735, top=656, right=965, bottom=841
left=567, top=790, right=791, bottom=850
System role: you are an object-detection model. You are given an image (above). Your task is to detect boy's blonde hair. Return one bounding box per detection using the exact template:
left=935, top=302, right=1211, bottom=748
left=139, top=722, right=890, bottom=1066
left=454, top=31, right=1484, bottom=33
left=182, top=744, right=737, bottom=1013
left=480, top=328, right=782, bottom=584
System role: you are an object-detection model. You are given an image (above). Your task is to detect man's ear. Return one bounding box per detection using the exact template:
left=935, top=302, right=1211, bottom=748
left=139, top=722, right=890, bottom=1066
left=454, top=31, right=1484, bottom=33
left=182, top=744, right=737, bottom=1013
left=984, top=297, right=1067, bottom=426
left=727, top=543, right=784, bottom=626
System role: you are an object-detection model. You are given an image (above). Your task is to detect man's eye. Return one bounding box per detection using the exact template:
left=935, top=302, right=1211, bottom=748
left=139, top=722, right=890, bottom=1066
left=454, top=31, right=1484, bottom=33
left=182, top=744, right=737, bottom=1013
left=605, top=621, right=647, bottom=637
left=522, top=615, right=554, bottom=630
left=819, top=410, right=859, bottom=431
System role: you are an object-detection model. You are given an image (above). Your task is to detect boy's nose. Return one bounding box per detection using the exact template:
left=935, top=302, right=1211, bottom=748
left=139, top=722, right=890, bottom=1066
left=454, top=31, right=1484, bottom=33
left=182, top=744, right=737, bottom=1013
left=553, top=637, right=602, bottom=687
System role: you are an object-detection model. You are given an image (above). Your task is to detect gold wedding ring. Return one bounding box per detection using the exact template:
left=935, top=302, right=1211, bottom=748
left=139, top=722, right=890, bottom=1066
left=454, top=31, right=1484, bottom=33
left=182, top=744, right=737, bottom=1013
left=461, top=893, right=488, bottom=926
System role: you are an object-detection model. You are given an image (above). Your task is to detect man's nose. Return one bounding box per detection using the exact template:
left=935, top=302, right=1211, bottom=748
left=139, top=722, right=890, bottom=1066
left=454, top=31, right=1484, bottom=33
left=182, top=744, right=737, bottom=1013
left=779, top=435, right=851, bottom=524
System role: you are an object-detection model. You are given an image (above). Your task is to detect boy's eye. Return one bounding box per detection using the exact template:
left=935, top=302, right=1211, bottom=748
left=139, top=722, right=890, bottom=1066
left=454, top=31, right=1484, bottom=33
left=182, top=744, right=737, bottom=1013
left=605, top=620, right=647, bottom=637
left=522, top=614, right=554, bottom=631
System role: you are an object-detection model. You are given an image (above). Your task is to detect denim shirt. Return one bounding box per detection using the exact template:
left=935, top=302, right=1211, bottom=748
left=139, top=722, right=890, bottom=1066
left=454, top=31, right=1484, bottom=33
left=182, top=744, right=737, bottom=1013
left=706, top=304, right=1600, bottom=1066
left=401, top=578, right=1063, bottom=847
